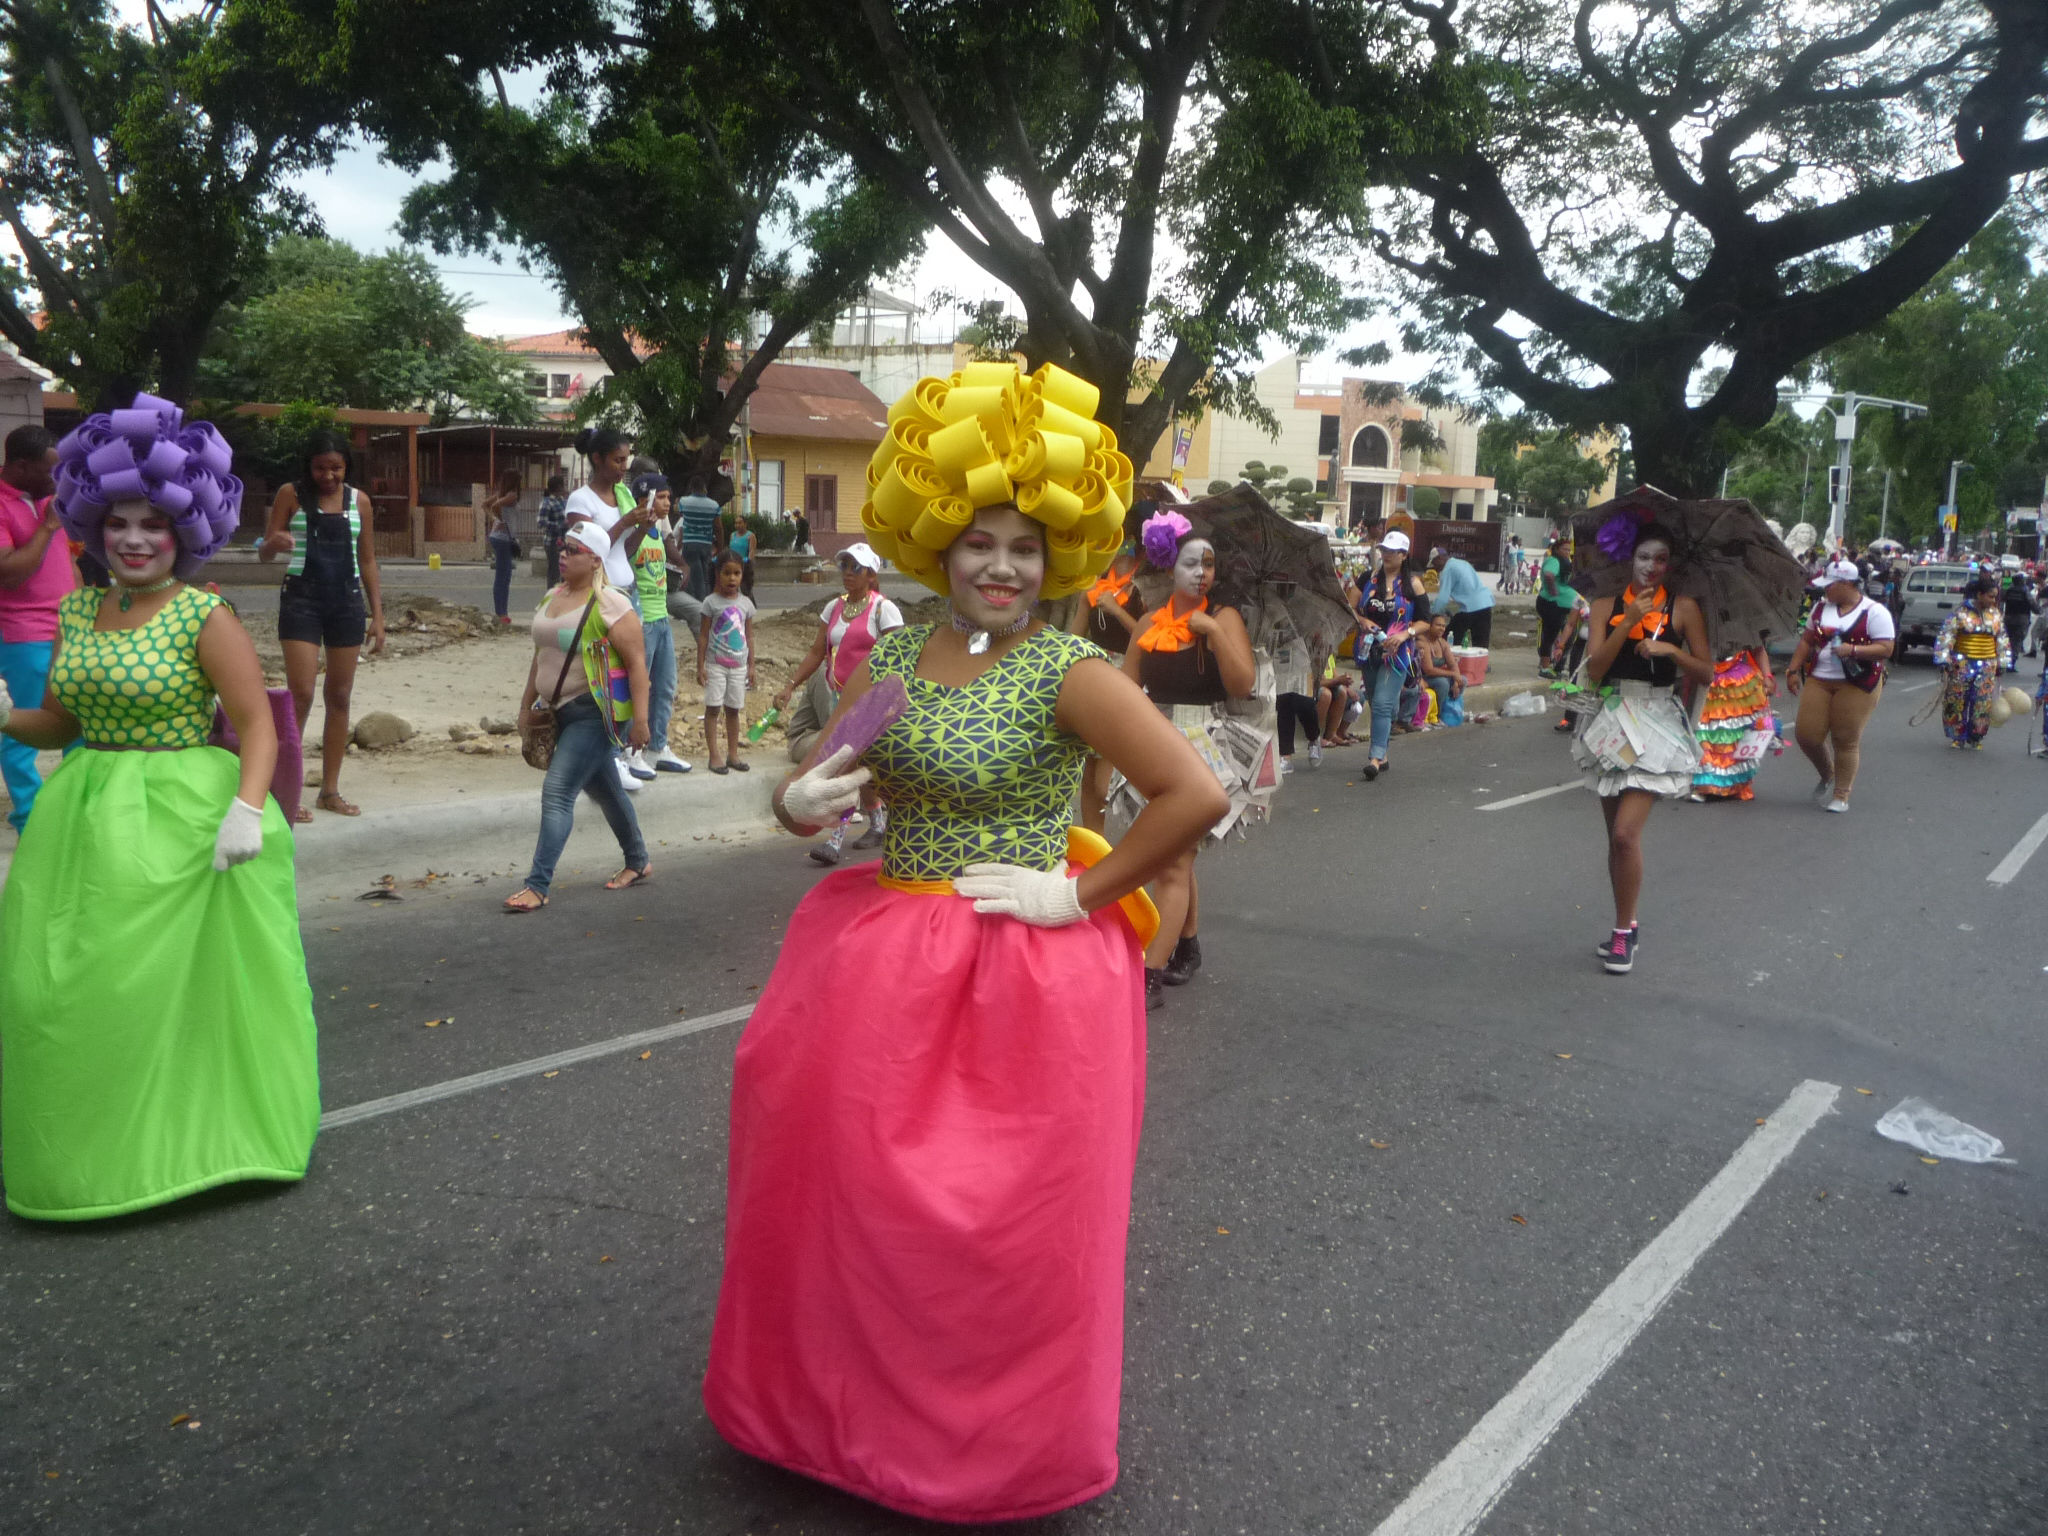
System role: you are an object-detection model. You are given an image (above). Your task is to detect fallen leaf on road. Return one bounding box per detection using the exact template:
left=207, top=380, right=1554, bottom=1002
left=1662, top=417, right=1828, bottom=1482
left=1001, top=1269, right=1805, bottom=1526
left=674, top=1007, right=687, bottom=1016
left=1369, top=1140, right=1391, bottom=1150
left=1555, top=1053, right=1572, bottom=1060
left=1756, top=1118, right=1767, bottom=1125
left=600, top=1255, right=613, bottom=1263
left=327, top=926, right=341, bottom=931
left=1891, top=1182, right=1910, bottom=1195
left=639, top=1051, right=652, bottom=1060
left=367, top=1003, right=379, bottom=1009
left=1855, top=1087, right=1874, bottom=1095
left=1816, top=1191, right=1829, bottom=1200
left=1509, top=1214, right=1528, bottom=1226
left=1920, top=1156, right=1940, bottom=1165
left=1216, top=1227, right=1230, bottom=1235
left=543, top=1070, right=559, bottom=1079
left=169, top=1413, right=190, bottom=1427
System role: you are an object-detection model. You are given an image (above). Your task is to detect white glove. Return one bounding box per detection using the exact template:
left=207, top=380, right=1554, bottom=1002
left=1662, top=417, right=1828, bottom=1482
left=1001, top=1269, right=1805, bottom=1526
left=212, top=797, right=265, bottom=872
left=953, top=863, right=1086, bottom=928
left=780, top=744, right=870, bottom=829
left=0, top=675, right=11, bottom=733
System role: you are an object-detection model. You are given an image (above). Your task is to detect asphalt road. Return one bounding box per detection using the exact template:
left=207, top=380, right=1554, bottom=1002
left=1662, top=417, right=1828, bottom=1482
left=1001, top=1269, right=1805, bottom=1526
left=4, top=651, right=2046, bottom=1535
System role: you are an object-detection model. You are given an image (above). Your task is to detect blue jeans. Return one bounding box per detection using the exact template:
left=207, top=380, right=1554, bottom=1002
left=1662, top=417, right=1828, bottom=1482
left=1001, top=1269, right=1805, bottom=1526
left=0, top=638, right=54, bottom=831
left=681, top=543, right=713, bottom=601
left=1363, top=657, right=1407, bottom=758
left=523, top=698, right=647, bottom=897
left=643, top=615, right=677, bottom=754
left=491, top=540, right=516, bottom=619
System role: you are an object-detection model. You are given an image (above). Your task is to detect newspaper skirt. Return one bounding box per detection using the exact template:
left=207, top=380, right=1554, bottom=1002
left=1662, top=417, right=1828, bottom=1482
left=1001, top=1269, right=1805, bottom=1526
left=1570, top=682, right=1701, bottom=799
left=1108, top=702, right=1279, bottom=844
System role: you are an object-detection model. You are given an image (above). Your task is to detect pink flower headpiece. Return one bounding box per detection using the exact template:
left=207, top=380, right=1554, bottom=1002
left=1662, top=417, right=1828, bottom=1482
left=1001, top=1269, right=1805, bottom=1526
left=1141, top=508, right=1193, bottom=567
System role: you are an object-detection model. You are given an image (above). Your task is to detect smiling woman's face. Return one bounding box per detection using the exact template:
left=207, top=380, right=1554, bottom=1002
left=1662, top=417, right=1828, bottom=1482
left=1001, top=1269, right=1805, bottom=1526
left=103, top=499, right=178, bottom=586
left=945, top=505, right=1045, bottom=630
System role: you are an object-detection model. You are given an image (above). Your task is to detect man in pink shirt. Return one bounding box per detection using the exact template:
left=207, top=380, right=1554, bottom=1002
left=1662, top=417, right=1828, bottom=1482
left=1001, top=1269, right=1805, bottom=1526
left=0, top=425, right=75, bottom=832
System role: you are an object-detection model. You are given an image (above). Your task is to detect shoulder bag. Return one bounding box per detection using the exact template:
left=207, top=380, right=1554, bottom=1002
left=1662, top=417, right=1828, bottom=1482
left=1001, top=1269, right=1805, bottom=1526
left=521, top=592, right=600, bottom=770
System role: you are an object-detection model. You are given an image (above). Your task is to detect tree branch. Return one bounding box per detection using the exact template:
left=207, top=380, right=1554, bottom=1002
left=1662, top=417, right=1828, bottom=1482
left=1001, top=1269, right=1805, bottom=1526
left=40, top=55, right=118, bottom=238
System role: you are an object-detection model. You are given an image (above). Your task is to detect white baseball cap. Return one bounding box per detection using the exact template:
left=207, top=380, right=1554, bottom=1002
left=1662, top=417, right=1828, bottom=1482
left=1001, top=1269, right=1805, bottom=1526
left=563, top=522, right=611, bottom=559
left=838, top=541, right=883, bottom=572
left=1379, top=530, right=1411, bottom=553
left=1822, top=559, right=1862, bottom=585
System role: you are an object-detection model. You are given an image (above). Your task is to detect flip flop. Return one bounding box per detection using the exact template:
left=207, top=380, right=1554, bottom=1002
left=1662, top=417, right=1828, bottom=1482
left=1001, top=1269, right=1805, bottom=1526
left=293, top=804, right=314, bottom=825
left=316, top=791, right=362, bottom=816
left=728, top=759, right=751, bottom=772
left=502, top=888, right=548, bottom=914
left=605, top=865, right=653, bottom=891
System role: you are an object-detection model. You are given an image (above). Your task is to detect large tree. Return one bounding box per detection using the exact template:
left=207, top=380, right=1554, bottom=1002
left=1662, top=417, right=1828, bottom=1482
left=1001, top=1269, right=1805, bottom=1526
left=722, top=0, right=1453, bottom=463
left=1340, top=0, right=2048, bottom=495
left=0, top=0, right=355, bottom=405
left=199, top=235, right=539, bottom=423
left=266, top=0, right=920, bottom=485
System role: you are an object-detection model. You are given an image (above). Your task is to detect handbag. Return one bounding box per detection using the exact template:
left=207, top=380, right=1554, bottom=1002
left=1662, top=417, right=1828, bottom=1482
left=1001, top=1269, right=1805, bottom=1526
left=521, top=593, right=599, bottom=770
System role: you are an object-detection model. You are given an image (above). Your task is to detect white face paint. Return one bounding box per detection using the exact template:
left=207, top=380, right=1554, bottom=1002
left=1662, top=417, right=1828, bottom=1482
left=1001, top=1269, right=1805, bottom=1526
left=1631, top=538, right=1671, bottom=590
left=945, top=505, right=1046, bottom=630
left=1172, top=538, right=1215, bottom=601
left=103, top=499, right=179, bottom=587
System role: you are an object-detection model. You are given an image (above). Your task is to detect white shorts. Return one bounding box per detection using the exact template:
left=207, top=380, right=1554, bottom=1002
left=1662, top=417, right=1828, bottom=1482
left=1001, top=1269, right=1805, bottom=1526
left=704, top=666, right=748, bottom=710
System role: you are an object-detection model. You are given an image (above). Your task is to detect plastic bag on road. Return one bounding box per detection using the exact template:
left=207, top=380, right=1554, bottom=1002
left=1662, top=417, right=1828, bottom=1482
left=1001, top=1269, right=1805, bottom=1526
left=1875, top=1097, right=2015, bottom=1164
left=1501, top=691, right=1548, bottom=717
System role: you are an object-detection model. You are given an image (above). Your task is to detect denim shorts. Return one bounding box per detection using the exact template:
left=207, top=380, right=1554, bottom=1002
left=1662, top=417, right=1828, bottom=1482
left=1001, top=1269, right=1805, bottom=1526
left=277, top=576, right=368, bottom=649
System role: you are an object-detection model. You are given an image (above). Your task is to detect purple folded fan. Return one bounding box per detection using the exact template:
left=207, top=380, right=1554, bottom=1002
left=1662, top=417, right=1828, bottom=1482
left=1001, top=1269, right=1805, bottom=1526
left=208, top=689, right=304, bottom=824
left=815, top=674, right=908, bottom=767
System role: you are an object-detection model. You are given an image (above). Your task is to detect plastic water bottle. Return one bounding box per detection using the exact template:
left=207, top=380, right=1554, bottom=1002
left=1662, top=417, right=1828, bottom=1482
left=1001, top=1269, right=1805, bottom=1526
left=744, top=706, right=781, bottom=745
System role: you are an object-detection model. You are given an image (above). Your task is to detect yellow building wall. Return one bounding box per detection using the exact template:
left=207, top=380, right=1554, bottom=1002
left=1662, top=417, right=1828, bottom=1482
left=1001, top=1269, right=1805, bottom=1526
left=749, top=435, right=879, bottom=535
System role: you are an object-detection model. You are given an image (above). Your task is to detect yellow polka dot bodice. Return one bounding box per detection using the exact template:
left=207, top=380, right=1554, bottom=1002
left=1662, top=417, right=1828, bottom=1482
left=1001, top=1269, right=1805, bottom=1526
left=51, top=586, right=224, bottom=747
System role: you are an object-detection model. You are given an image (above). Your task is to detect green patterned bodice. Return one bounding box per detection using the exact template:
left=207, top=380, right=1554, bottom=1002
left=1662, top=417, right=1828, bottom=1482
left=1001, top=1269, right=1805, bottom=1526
left=52, top=586, right=224, bottom=748
left=865, top=624, right=1107, bottom=881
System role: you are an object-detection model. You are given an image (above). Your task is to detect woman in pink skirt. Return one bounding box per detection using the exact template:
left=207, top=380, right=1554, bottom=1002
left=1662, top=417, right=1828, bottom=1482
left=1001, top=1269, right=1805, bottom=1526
left=705, top=362, right=1224, bottom=1522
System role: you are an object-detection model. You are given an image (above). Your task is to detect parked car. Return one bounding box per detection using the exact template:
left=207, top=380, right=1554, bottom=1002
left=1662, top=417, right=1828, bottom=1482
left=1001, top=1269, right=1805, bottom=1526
left=1896, top=563, right=1975, bottom=653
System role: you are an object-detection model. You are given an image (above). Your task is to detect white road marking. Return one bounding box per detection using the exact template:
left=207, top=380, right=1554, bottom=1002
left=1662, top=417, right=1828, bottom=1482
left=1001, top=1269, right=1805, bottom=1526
left=319, top=1002, right=757, bottom=1131
left=1987, top=811, right=2048, bottom=886
left=1476, top=781, right=1582, bottom=812
left=1369, top=1078, right=1840, bottom=1536
left=1897, top=680, right=1936, bottom=694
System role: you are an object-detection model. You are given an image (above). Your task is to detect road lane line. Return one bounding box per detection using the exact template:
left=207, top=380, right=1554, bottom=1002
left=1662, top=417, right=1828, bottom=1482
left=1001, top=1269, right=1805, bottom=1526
left=319, top=1002, right=757, bottom=1131
left=1897, top=680, right=1935, bottom=694
left=1369, top=1078, right=1840, bottom=1536
left=1477, top=781, right=1582, bottom=812
left=1987, top=810, right=2048, bottom=886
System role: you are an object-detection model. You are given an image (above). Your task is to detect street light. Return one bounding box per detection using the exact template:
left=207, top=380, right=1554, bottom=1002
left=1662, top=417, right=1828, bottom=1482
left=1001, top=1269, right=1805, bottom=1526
left=1812, top=393, right=1927, bottom=550
left=1943, top=459, right=1972, bottom=558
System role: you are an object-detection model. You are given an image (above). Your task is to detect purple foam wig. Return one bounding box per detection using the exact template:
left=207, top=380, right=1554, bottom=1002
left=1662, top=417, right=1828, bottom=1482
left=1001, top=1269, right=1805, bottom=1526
left=1141, top=508, right=1193, bottom=568
left=53, top=393, right=242, bottom=580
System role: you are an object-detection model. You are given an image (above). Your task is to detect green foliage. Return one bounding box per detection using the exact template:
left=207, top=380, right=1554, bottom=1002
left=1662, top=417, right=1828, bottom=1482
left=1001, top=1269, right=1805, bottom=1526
left=210, top=400, right=342, bottom=496
left=1360, top=0, right=2048, bottom=493
left=1206, top=479, right=1233, bottom=495
left=727, top=0, right=1458, bottom=462
left=1485, top=427, right=1609, bottom=519
left=1823, top=218, right=2048, bottom=544
left=0, top=0, right=356, bottom=403
left=1409, top=484, right=1442, bottom=517
left=199, top=237, right=537, bottom=423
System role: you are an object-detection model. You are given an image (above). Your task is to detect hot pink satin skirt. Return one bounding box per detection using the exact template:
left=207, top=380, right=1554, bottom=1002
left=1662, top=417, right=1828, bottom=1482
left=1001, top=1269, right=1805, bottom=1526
left=703, top=866, right=1147, bottom=1523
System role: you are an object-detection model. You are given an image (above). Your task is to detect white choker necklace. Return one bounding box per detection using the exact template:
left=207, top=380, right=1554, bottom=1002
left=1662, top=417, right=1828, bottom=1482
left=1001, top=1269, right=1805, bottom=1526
left=950, top=608, right=1032, bottom=655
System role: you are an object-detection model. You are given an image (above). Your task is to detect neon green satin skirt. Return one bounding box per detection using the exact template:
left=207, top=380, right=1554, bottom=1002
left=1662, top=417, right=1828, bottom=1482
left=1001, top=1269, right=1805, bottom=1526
left=0, top=744, right=320, bottom=1220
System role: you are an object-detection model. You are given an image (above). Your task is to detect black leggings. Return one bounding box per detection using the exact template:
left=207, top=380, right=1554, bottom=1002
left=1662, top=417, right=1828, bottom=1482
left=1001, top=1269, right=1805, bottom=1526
left=1535, top=597, right=1565, bottom=659
left=1276, top=692, right=1321, bottom=757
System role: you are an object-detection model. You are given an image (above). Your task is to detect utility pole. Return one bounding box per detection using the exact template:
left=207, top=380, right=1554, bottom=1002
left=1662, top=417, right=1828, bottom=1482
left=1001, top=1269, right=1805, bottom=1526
left=1878, top=469, right=1892, bottom=542
left=1816, top=392, right=1928, bottom=551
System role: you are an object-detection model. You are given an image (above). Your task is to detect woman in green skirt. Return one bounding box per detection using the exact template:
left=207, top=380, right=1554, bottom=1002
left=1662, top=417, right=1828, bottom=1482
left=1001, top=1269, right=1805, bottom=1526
left=0, top=395, right=319, bottom=1220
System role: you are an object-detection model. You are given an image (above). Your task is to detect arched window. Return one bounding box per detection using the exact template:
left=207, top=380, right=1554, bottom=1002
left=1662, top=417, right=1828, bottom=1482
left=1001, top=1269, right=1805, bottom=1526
left=1349, top=424, right=1390, bottom=468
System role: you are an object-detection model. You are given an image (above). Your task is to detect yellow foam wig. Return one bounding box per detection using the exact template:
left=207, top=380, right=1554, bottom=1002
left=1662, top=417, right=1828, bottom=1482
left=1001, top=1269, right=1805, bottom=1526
left=860, top=361, right=1135, bottom=600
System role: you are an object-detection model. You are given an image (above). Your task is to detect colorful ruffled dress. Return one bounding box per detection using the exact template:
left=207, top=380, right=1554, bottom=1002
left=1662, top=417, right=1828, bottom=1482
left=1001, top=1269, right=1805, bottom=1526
left=704, top=624, right=1153, bottom=1523
left=1935, top=608, right=2011, bottom=747
left=1692, top=650, right=1772, bottom=800
left=0, top=587, right=320, bottom=1220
